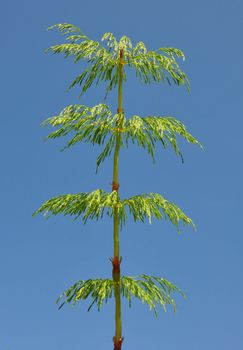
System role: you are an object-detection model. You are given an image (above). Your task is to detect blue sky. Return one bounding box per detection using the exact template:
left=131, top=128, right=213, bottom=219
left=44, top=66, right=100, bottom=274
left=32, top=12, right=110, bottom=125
left=1, top=0, right=242, bottom=349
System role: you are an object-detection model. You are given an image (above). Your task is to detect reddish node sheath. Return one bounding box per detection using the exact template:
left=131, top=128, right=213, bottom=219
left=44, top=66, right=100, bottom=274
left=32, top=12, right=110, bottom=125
left=112, top=182, right=119, bottom=192
left=110, top=256, right=121, bottom=274
left=119, top=48, right=124, bottom=59
left=113, top=336, right=124, bottom=350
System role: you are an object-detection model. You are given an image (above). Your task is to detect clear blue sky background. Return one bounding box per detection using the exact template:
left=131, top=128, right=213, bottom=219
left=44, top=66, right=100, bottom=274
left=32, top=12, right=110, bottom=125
left=1, top=1, right=242, bottom=349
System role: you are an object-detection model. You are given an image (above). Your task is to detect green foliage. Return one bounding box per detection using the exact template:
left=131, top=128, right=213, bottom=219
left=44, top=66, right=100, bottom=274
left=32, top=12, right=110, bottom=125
left=42, top=103, right=117, bottom=171
left=47, top=23, right=189, bottom=98
left=42, top=104, right=113, bottom=146
left=122, top=193, right=194, bottom=230
left=57, top=278, right=114, bottom=311
left=57, top=274, right=185, bottom=315
left=33, top=190, right=119, bottom=223
left=42, top=103, right=202, bottom=170
left=124, top=114, right=202, bottom=162
left=36, top=24, right=200, bottom=337
left=121, top=275, right=185, bottom=314
left=47, top=23, right=117, bottom=98
left=33, top=189, right=194, bottom=231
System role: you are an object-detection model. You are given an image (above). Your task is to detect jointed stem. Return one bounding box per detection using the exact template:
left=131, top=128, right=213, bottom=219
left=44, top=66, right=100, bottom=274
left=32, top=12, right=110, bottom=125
left=111, top=49, right=124, bottom=350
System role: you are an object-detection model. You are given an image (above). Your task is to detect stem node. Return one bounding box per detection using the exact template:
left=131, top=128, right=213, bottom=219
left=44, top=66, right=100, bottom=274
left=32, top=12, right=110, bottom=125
left=112, top=182, right=120, bottom=192
left=110, top=256, right=122, bottom=275
left=113, top=336, right=124, bottom=350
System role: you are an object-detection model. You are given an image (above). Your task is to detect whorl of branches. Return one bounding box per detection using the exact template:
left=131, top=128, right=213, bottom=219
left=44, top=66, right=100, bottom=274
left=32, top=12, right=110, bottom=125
left=42, top=103, right=202, bottom=170
left=57, top=274, right=185, bottom=315
left=33, top=189, right=194, bottom=231
left=47, top=23, right=189, bottom=98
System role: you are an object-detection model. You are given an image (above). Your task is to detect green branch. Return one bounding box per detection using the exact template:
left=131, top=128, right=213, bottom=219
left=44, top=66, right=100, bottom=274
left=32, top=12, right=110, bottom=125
left=33, top=190, right=194, bottom=231
left=57, top=275, right=185, bottom=315
left=47, top=23, right=189, bottom=98
left=42, top=104, right=202, bottom=169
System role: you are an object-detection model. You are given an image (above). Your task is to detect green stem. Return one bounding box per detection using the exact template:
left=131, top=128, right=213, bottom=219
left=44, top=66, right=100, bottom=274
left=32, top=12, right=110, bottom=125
left=112, top=52, right=124, bottom=349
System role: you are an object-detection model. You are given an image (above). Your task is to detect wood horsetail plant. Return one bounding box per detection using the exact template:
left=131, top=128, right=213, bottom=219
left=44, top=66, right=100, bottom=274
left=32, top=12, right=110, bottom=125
left=33, top=23, right=202, bottom=349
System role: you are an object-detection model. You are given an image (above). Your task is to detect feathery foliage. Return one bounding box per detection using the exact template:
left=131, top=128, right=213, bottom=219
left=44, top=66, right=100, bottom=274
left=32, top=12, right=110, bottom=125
left=57, top=278, right=114, bottom=311
left=33, top=190, right=119, bottom=222
left=122, top=193, right=194, bottom=229
left=124, top=114, right=202, bottom=162
left=57, top=275, right=185, bottom=315
left=33, top=189, right=194, bottom=231
left=36, top=23, right=200, bottom=348
left=42, top=104, right=113, bottom=147
left=42, top=103, right=117, bottom=170
left=42, top=103, right=201, bottom=169
left=47, top=23, right=189, bottom=98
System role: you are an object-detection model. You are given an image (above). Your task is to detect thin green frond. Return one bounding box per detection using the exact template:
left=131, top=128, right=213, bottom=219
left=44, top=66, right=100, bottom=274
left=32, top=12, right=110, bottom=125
left=122, top=193, right=194, bottom=231
left=57, top=274, right=185, bottom=314
left=42, top=104, right=125, bottom=170
left=42, top=104, right=201, bottom=167
left=157, top=47, right=186, bottom=61
left=101, top=32, right=119, bottom=57
left=96, top=135, right=116, bottom=172
left=119, top=35, right=133, bottom=52
left=121, top=275, right=185, bottom=314
left=33, top=189, right=194, bottom=231
left=47, top=23, right=103, bottom=61
left=126, top=41, right=189, bottom=89
left=47, top=24, right=118, bottom=97
left=125, top=115, right=203, bottom=162
left=47, top=23, right=190, bottom=97
left=32, top=190, right=121, bottom=222
left=57, top=278, right=114, bottom=311
left=42, top=103, right=113, bottom=148
left=48, top=23, right=82, bottom=35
